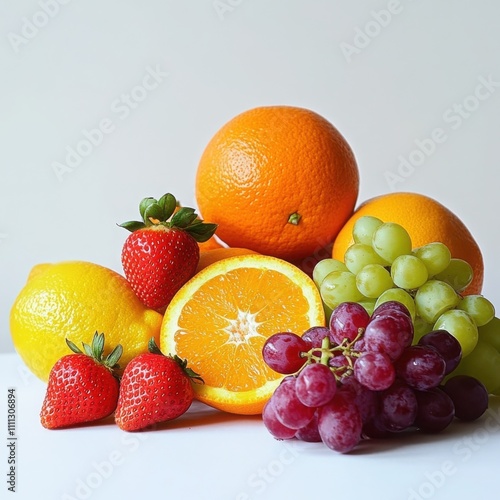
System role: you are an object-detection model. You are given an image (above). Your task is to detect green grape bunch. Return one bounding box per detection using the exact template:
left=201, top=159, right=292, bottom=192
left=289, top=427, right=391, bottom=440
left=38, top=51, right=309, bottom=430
left=313, top=216, right=499, bottom=394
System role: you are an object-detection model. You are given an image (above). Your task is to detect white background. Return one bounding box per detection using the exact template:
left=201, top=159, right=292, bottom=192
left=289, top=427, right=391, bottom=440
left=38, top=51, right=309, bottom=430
left=1, top=2, right=500, bottom=499
left=2, top=0, right=500, bottom=352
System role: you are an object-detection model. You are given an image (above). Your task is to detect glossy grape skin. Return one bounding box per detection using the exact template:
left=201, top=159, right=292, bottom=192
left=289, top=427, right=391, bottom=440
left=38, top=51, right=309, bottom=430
left=295, top=363, right=337, bottom=407
left=295, top=411, right=322, bottom=442
left=301, top=326, right=332, bottom=350
left=272, top=377, right=315, bottom=430
left=372, top=222, right=412, bottom=264
left=451, top=339, right=500, bottom=394
left=352, top=216, right=383, bottom=245
left=312, top=259, right=348, bottom=288
left=434, top=258, right=473, bottom=293
left=433, top=309, right=478, bottom=357
left=354, top=352, right=395, bottom=391
left=418, top=330, right=462, bottom=375
left=478, top=317, right=500, bottom=352
left=390, top=254, right=429, bottom=290
left=340, top=378, right=378, bottom=424
left=374, top=289, right=416, bottom=320
left=395, top=345, right=446, bottom=391
left=371, top=300, right=412, bottom=320
left=329, top=302, right=370, bottom=344
left=363, top=313, right=414, bottom=361
left=414, top=280, right=460, bottom=324
left=262, top=398, right=296, bottom=440
left=356, top=264, right=394, bottom=298
left=457, top=295, right=495, bottom=327
left=414, top=388, right=455, bottom=433
left=379, top=380, right=417, bottom=432
left=317, top=392, right=363, bottom=453
left=320, top=271, right=365, bottom=310
left=413, top=242, right=451, bottom=276
left=442, top=375, right=488, bottom=421
left=344, top=244, right=387, bottom=274
left=262, top=332, right=308, bottom=374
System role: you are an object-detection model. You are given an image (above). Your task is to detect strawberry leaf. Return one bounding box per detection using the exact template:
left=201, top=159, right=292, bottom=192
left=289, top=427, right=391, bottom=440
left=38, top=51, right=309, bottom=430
left=147, top=337, right=164, bottom=355
left=139, top=197, right=157, bottom=219
left=105, top=344, right=123, bottom=369
left=66, top=338, right=82, bottom=354
left=118, top=220, right=146, bottom=232
left=170, top=207, right=198, bottom=228
left=158, top=193, right=177, bottom=220
left=144, top=203, right=164, bottom=224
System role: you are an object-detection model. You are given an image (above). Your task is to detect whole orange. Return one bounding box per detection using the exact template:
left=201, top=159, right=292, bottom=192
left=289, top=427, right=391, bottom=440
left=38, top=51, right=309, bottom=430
left=332, top=192, right=483, bottom=295
left=195, top=106, right=359, bottom=261
left=196, top=247, right=258, bottom=273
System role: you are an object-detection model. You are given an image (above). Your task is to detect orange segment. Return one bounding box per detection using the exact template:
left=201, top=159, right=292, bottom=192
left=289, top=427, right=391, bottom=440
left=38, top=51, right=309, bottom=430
left=160, top=255, right=325, bottom=415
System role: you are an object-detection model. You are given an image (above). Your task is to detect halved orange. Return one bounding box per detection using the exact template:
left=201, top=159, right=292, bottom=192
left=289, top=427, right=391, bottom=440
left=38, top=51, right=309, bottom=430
left=160, top=255, right=325, bottom=415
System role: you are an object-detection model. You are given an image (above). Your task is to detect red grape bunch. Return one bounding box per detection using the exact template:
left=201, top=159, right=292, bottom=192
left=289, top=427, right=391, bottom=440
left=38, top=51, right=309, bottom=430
left=262, top=301, right=489, bottom=453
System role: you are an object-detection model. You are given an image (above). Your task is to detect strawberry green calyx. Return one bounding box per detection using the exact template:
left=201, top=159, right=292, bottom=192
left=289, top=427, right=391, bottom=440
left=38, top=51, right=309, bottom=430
left=118, top=193, right=217, bottom=243
left=66, top=332, right=123, bottom=372
left=147, top=338, right=204, bottom=384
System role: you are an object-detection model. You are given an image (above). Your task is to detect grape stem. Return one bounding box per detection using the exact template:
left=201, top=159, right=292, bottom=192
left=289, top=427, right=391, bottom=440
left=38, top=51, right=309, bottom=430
left=299, top=328, right=365, bottom=382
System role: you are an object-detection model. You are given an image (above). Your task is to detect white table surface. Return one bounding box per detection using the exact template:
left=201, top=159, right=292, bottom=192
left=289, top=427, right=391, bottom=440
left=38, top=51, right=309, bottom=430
left=1, top=352, right=499, bottom=500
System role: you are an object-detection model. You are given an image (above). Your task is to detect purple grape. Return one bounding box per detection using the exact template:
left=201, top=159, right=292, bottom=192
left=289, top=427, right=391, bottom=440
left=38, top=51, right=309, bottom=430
left=371, top=300, right=412, bottom=320
left=340, top=377, right=378, bottom=424
left=329, top=302, right=370, bottom=344
left=442, top=375, right=489, bottom=421
left=262, top=332, right=309, bottom=374
left=317, top=392, right=363, bottom=453
left=354, top=352, right=395, bottom=391
left=262, top=398, right=296, bottom=440
left=301, top=326, right=332, bottom=350
left=379, top=380, right=417, bottom=432
left=295, top=363, right=337, bottom=407
left=395, top=345, right=446, bottom=390
left=363, top=313, right=413, bottom=361
left=295, top=411, right=322, bottom=442
left=414, top=388, right=455, bottom=433
left=362, top=415, right=392, bottom=439
left=272, top=377, right=315, bottom=429
left=418, top=330, right=462, bottom=375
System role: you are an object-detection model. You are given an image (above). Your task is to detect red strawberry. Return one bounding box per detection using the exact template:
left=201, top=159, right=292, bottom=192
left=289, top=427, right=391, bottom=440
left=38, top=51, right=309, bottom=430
left=119, top=193, right=217, bottom=312
left=40, top=332, right=122, bottom=429
left=115, top=338, right=202, bottom=431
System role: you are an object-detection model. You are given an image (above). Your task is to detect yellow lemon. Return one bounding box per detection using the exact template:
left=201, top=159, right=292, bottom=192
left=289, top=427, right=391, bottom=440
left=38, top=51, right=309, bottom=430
left=10, top=260, right=163, bottom=381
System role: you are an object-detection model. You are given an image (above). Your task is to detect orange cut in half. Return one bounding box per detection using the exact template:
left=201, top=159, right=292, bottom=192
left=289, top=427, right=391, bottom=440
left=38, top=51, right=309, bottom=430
left=160, top=255, right=325, bottom=415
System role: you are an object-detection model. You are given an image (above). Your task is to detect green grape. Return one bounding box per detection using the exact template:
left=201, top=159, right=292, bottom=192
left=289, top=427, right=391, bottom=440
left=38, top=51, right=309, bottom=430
left=344, top=244, right=387, bottom=274
left=358, top=299, right=377, bottom=316
left=390, top=255, right=428, bottom=289
left=323, top=302, right=334, bottom=325
left=457, top=295, right=495, bottom=327
left=312, top=258, right=348, bottom=287
left=414, top=279, right=460, bottom=324
left=319, top=271, right=365, bottom=310
left=355, top=264, right=394, bottom=298
left=352, top=216, right=383, bottom=245
left=478, top=317, right=500, bottom=352
left=412, top=242, right=451, bottom=276
left=434, top=258, right=473, bottom=292
left=451, top=340, right=500, bottom=394
left=372, top=222, right=412, bottom=264
left=433, top=309, right=478, bottom=357
left=412, top=316, right=434, bottom=344
left=374, top=288, right=416, bottom=320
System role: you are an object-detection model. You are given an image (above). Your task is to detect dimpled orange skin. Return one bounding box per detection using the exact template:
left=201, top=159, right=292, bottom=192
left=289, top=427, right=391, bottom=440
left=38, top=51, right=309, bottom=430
left=332, top=192, right=484, bottom=295
left=195, top=106, right=359, bottom=261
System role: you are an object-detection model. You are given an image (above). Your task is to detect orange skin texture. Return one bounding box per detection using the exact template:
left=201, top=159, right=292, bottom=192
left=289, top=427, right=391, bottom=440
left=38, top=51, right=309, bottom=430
left=196, top=247, right=258, bottom=273
left=332, top=192, right=483, bottom=295
left=195, top=106, right=359, bottom=261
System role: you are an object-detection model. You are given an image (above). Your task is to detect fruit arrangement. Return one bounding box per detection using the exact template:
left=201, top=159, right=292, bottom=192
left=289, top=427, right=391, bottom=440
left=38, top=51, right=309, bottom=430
left=7, top=105, right=500, bottom=448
